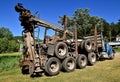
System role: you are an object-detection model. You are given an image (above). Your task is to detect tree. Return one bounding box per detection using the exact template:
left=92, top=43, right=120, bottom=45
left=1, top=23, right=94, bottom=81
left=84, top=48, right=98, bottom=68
left=115, top=19, right=120, bottom=36
left=13, top=36, right=23, bottom=42
left=102, top=20, right=110, bottom=41
left=89, top=16, right=103, bottom=34
left=7, top=40, right=19, bottom=52
left=0, top=27, right=13, bottom=40
left=0, top=38, right=9, bottom=53
left=110, top=22, right=116, bottom=41
left=0, top=27, right=20, bottom=53
left=73, top=8, right=92, bottom=37
left=58, top=8, right=103, bottom=38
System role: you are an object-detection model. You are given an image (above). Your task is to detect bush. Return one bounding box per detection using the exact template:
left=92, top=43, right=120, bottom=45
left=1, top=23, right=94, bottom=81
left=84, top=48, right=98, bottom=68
left=7, top=40, right=19, bottom=52
left=0, top=27, right=20, bottom=53
left=0, top=38, right=9, bottom=53
left=0, top=38, right=20, bottom=53
left=0, top=54, right=20, bottom=71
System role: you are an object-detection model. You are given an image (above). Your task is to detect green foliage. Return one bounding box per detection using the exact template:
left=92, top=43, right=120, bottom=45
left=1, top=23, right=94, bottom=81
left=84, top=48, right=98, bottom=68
left=0, top=53, right=21, bottom=72
left=0, top=27, right=20, bottom=53
left=58, top=8, right=120, bottom=41
left=114, top=48, right=120, bottom=52
left=13, top=36, right=23, bottom=42
left=0, top=38, right=9, bottom=53
left=59, top=8, right=103, bottom=38
left=0, top=27, right=13, bottom=40
left=0, top=38, right=20, bottom=53
left=73, top=8, right=92, bottom=38
left=103, top=20, right=120, bottom=41
left=7, top=40, right=19, bottom=52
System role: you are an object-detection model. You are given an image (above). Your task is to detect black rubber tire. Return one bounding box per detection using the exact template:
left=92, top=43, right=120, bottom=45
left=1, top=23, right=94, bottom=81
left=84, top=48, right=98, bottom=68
left=29, top=61, right=35, bottom=76
left=91, top=42, right=95, bottom=51
left=77, top=54, right=87, bottom=69
left=84, top=39, right=92, bottom=52
left=109, top=52, right=115, bottom=60
left=55, top=42, right=68, bottom=59
left=80, top=40, right=85, bottom=49
left=45, top=57, right=61, bottom=76
left=21, top=65, right=29, bottom=74
left=62, top=57, right=76, bottom=72
left=109, top=49, right=115, bottom=60
left=88, top=52, right=96, bottom=66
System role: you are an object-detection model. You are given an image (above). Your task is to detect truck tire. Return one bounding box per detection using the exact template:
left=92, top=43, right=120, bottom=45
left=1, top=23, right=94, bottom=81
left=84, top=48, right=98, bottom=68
left=45, top=57, right=61, bottom=76
left=77, top=54, right=87, bottom=69
left=29, top=61, right=35, bottom=76
left=109, top=52, right=115, bottom=60
left=55, top=42, right=68, bottom=59
left=91, top=42, right=95, bottom=51
left=109, top=50, right=115, bottom=60
left=62, top=57, right=76, bottom=72
left=80, top=40, right=85, bottom=49
left=21, top=65, right=29, bottom=74
left=88, top=52, right=96, bottom=66
left=84, top=39, right=92, bottom=52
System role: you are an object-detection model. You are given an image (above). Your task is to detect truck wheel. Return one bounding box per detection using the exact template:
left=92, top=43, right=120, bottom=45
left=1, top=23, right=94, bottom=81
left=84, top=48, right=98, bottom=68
left=62, top=57, right=76, bottom=72
left=80, top=40, right=85, bottom=49
left=21, top=65, right=29, bottom=74
left=77, top=54, right=87, bottom=69
left=88, top=52, right=96, bottom=66
left=84, top=39, right=92, bottom=52
left=109, top=53, right=115, bottom=60
left=45, top=57, right=61, bottom=76
left=91, top=42, right=95, bottom=51
left=55, top=42, right=68, bottom=59
left=29, top=61, right=35, bottom=76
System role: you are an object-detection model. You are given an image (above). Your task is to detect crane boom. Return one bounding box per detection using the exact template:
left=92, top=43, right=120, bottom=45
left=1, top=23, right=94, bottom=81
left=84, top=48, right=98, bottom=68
left=15, top=3, right=73, bottom=36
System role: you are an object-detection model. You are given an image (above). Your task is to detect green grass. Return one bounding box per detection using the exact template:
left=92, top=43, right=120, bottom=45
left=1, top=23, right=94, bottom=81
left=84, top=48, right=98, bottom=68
left=0, top=53, right=120, bottom=82
left=0, top=52, right=21, bottom=71
left=0, top=52, right=21, bottom=57
left=114, top=47, right=120, bottom=52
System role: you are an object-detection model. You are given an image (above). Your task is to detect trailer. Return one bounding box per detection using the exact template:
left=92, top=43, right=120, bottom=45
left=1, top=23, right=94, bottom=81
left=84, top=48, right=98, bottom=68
left=15, top=3, right=115, bottom=77
left=83, top=25, right=115, bottom=60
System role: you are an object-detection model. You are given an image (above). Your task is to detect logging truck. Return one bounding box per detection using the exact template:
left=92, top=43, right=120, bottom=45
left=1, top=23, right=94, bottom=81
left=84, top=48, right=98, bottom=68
left=15, top=3, right=115, bottom=77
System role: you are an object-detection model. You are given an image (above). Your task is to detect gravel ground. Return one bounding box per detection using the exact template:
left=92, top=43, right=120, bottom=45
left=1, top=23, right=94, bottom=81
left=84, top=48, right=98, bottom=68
left=115, top=52, right=120, bottom=57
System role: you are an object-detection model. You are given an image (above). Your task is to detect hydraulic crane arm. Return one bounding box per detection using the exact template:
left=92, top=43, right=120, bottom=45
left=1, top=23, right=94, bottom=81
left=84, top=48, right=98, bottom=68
left=15, top=3, right=73, bottom=36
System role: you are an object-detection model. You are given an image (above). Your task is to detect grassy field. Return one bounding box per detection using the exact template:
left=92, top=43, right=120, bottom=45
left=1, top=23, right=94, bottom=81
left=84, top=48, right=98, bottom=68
left=0, top=52, right=21, bottom=72
left=0, top=52, right=21, bottom=57
left=114, top=47, right=120, bottom=52
left=0, top=52, right=120, bottom=82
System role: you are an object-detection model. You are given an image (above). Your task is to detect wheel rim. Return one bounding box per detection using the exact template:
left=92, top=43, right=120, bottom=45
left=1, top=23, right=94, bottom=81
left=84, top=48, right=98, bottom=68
left=86, top=42, right=92, bottom=50
left=81, top=57, right=87, bottom=66
left=67, top=60, right=75, bottom=70
left=50, top=61, right=59, bottom=73
left=58, top=46, right=66, bottom=56
left=91, top=54, right=96, bottom=62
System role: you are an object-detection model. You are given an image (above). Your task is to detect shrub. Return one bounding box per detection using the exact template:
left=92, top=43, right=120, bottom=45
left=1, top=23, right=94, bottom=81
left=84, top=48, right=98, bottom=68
left=7, top=40, right=19, bottom=52
left=0, top=38, right=20, bottom=53
left=0, top=54, right=20, bottom=71
left=0, top=38, right=9, bottom=53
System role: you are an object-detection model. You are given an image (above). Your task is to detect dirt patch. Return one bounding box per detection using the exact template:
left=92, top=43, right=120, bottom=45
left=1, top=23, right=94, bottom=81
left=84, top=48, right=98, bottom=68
left=115, top=52, right=120, bottom=57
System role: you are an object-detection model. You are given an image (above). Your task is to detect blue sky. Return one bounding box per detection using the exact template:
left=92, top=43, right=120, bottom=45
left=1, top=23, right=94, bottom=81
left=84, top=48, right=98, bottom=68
left=0, top=0, right=120, bottom=38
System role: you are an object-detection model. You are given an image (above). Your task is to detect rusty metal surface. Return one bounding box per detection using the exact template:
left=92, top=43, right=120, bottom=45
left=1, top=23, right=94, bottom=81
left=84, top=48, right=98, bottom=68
left=19, top=59, right=30, bottom=67
left=15, top=3, right=74, bottom=37
left=94, top=24, right=98, bottom=52
left=74, top=20, right=78, bottom=57
left=62, top=15, right=67, bottom=40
